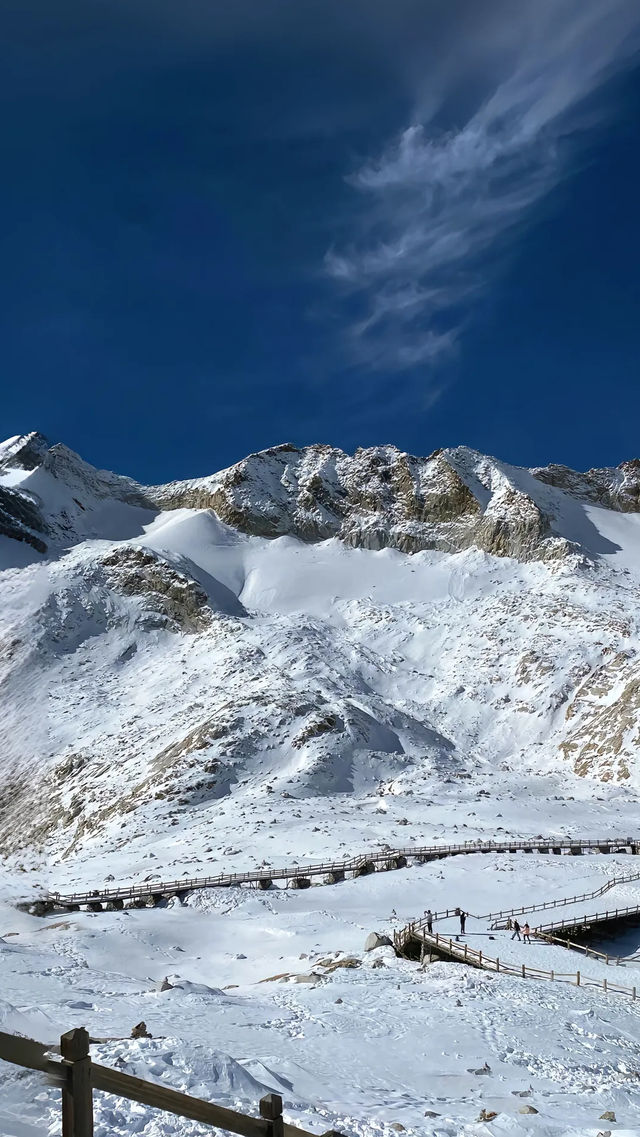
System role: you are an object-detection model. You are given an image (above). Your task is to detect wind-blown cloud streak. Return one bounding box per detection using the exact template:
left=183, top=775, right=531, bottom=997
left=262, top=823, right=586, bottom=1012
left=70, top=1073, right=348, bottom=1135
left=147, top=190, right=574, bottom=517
left=326, top=0, right=640, bottom=373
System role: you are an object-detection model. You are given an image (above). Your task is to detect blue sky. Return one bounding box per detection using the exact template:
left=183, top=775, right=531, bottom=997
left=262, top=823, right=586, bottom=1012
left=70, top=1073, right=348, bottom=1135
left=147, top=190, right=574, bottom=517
left=1, top=0, right=640, bottom=483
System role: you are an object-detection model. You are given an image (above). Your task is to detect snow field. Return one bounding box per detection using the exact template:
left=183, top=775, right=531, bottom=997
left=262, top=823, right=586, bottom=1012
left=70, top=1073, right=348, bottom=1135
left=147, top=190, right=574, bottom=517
left=2, top=852, right=640, bottom=1136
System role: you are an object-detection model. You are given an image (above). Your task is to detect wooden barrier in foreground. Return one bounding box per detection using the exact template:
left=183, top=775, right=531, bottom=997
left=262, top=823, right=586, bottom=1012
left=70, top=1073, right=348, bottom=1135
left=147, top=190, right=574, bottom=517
left=0, top=1027, right=345, bottom=1137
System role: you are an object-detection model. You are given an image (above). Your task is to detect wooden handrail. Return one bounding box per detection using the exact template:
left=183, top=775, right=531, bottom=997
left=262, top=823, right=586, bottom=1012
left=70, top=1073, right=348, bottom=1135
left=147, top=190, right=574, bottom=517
left=537, top=902, right=640, bottom=934
left=487, top=869, right=640, bottom=927
left=0, top=1029, right=53, bottom=1075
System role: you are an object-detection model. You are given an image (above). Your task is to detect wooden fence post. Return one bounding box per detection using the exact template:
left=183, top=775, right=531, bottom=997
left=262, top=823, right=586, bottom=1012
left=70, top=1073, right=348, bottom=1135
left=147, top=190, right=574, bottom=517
left=260, top=1094, right=284, bottom=1137
left=521, top=964, right=525, bottom=978
left=61, top=1028, right=93, bottom=1137
left=576, top=971, right=580, bottom=986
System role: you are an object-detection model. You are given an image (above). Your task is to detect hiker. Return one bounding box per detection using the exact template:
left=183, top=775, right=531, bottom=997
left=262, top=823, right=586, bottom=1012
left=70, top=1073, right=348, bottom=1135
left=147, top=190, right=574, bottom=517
left=522, top=922, right=531, bottom=944
left=459, top=910, right=466, bottom=934
left=511, top=919, right=521, bottom=941
left=426, top=909, right=433, bottom=934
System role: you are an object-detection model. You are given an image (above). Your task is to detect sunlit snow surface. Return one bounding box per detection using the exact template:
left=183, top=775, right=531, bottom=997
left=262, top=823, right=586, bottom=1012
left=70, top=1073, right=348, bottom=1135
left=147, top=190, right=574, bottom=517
left=3, top=455, right=640, bottom=1134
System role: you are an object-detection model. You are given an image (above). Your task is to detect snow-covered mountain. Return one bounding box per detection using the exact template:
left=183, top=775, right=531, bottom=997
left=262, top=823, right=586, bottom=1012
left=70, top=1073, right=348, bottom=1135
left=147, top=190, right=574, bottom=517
left=1, top=430, right=640, bottom=862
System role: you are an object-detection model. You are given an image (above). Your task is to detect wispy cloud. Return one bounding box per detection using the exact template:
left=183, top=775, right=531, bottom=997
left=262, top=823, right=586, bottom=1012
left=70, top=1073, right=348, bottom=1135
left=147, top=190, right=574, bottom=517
left=326, top=0, right=640, bottom=372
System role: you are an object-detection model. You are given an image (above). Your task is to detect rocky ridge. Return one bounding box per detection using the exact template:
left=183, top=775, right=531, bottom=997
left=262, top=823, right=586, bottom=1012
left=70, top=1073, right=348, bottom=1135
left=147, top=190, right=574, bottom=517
left=3, top=431, right=640, bottom=562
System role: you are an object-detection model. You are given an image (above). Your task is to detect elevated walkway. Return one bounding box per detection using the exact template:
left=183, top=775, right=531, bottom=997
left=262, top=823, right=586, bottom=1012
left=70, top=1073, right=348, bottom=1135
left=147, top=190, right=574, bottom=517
left=32, top=835, right=639, bottom=915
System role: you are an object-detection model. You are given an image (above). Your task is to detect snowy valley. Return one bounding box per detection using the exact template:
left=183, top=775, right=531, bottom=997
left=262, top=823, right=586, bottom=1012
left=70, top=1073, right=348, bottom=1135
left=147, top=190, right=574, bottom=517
left=1, top=431, right=640, bottom=1137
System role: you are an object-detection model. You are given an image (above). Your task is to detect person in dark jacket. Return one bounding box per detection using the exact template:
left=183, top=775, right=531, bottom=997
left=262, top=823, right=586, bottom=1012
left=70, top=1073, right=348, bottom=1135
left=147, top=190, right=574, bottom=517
left=511, top=919, right=521, bottom=941
left=459, top=910, right=466, bottom=934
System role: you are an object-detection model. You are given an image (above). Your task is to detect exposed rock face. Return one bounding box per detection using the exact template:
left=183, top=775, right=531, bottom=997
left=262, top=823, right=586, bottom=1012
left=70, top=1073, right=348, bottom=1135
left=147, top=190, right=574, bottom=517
left=0, top=431, right=50, bottom=473
left=533, top=459, right=640, bottom=512
left=0, top=431, right=153, bottom=551
left=0, top=485, right=47, bottom=553
left=4, top=431, right=640, bottom=564
left=149, top=444, right=578, bottom=562
left=101, top=547, right=212, bottom=633
left=560, top=650, right=640, bottom=781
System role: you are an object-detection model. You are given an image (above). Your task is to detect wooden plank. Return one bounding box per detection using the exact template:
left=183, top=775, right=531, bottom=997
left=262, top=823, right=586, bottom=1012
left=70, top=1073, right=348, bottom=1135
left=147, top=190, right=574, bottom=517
left=0, top=1029, right=51, bottom=1073
left=92, top=1062, right=270, bottom=1137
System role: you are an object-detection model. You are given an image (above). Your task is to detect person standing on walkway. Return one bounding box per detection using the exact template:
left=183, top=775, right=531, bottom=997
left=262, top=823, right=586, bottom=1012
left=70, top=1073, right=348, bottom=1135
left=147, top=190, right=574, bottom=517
left=511, top=919, right=521, bottom=941
left=426, top=909, right=433, bottom=934
left=522, top=922, right=531, bottom=943
left=459, top=910, right=466, bottom=934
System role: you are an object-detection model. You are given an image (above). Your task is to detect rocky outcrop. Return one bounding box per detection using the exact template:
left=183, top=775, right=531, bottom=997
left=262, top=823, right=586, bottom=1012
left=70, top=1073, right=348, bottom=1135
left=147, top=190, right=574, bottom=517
left=0, top=431, right=50, bottom=474
left=101, top=547, right=212, bottom=633
left=560, top=651, right=640, bottom=781
left=148, top=444, right=573, bottom=563
left=0, top=431, right=153, bottom=548
left=533, top=458, right=640, bottom=513
left=474, top=485, right=567, bottom=562
left=0, top=485, right=47, bottom=553
left=364, top=932, right=392, bottom=951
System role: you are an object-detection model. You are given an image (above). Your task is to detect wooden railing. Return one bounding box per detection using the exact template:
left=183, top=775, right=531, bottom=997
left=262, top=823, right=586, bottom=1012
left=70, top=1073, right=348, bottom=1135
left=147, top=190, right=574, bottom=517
left=487, top=869, right=640, bottom=928
left=397, top=869, right=640, bottom=941
left=395, top=930, right=639, bottom=1000
left=534, top=929, right=633, bottom=966
left=536, top=902, right=640, bottom=935
left=0, top=1027, right=345, bottom=1137
left=42, top=835, right=639, bottom=910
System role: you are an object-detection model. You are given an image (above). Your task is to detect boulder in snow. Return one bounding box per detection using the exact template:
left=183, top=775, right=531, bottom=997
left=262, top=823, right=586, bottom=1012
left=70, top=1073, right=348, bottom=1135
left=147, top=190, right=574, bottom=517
left=364, top=932, right=392, bottom=952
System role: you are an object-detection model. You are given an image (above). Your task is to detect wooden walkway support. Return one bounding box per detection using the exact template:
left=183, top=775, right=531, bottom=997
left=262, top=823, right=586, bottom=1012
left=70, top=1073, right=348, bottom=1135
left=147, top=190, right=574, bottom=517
left=35, top=835, right=640, bottom=915
left=0, top=1028, right=345, bottom=1137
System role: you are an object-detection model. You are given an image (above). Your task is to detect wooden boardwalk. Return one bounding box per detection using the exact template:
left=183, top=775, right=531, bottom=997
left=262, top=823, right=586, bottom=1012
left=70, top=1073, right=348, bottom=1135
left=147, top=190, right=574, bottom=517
left=393, top=927, right=640, bottom=1000
left=486, top=867, right=640, bottom=928
left=393, top=863, right=640, bottom=1001
left=34, top=835, right=640, bottom=915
